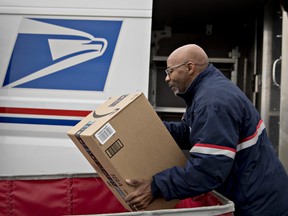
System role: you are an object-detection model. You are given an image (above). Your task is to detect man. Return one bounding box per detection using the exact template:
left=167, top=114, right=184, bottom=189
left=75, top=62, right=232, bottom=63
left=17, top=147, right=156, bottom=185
left=125, top=44, right=288, bottom=215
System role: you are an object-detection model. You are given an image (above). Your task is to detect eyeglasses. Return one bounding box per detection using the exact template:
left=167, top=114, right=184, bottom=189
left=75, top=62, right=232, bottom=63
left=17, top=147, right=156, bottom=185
left=165, top=62, right=188, bottom=76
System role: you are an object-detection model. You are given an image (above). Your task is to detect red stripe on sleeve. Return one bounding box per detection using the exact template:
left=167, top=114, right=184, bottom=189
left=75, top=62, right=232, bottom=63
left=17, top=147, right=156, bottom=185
left=194, top=143, right=236, bottom=153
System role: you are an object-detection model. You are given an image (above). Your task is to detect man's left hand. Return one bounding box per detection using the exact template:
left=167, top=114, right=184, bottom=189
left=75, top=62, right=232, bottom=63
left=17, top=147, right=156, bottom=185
left=125, top=178, right=154, bottom=211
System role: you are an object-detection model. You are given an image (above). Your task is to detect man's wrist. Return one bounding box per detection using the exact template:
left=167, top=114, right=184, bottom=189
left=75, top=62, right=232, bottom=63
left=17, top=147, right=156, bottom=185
left=151, top=178, right=162, bottom=198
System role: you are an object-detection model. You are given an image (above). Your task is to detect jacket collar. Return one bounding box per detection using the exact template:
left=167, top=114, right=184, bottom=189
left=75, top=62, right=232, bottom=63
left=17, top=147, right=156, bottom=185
left=176, top=63, right=213, bottom=106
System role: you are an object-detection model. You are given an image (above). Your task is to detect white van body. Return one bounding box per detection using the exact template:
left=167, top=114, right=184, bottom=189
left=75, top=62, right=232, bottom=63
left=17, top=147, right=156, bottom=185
left=0, top=0, right=153, bottom=176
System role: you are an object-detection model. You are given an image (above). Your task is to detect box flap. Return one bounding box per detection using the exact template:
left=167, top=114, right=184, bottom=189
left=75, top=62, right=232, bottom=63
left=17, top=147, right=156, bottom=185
left=67, top=92, right=142, bottom=136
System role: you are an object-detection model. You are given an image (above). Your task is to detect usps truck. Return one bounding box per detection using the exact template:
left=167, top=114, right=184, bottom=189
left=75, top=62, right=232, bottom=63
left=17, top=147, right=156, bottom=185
left=0, top=0, right=287, bottom=215
left=0, top=1, right=155, bottom=215
left=0, top=0, right=152, bottom=176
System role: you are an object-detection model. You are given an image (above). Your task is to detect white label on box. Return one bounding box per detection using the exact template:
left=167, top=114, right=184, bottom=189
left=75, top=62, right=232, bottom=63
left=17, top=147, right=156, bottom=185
left=95, top=123, right=116, bottom=145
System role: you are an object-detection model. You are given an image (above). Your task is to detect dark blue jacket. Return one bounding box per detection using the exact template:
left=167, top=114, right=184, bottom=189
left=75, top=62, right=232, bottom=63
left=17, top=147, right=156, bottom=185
left=151, top=64, right=288, bottom=216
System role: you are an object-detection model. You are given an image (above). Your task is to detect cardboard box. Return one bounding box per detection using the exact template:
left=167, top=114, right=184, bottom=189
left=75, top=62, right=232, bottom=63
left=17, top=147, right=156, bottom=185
left=67, top=92, right=187, bottom=211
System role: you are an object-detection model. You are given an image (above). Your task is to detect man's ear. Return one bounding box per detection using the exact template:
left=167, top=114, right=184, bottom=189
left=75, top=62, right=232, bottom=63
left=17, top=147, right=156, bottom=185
left=187, top=63, right=194, bottom=75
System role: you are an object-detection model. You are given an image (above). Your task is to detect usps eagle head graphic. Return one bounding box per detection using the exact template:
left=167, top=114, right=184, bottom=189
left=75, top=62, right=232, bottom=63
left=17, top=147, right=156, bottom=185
left=3, top=18, right=122, bottom=91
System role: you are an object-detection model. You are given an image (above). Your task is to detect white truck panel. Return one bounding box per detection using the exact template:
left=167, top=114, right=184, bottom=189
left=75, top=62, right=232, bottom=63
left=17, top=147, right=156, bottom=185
left=0, top=0, right=153, bottom=176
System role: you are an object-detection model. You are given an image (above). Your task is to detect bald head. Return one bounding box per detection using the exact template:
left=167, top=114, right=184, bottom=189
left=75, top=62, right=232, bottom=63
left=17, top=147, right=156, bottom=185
left=167, top=44, right=209, bottom=73
left=165, top=44, right=209, bottom=95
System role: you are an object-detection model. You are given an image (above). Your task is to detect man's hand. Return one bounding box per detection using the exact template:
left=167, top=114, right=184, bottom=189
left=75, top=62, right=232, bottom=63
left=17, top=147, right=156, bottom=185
left=125, top=179, right=154, bottom=211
